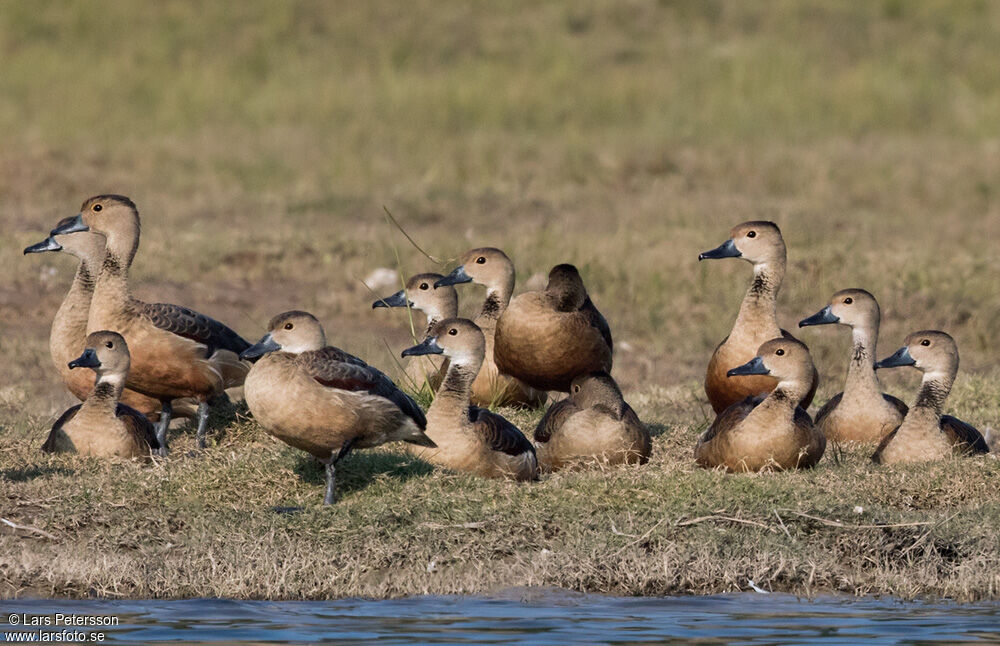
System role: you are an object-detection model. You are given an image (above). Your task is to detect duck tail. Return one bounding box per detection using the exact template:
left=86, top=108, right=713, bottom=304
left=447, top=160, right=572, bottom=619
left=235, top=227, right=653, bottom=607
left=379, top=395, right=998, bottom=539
left=403, top=428, right=437, bottom=448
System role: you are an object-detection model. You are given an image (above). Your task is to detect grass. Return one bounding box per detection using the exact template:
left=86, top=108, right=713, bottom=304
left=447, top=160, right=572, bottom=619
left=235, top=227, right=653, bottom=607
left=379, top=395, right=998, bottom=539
left=2, top=0, right=1000, bottom=600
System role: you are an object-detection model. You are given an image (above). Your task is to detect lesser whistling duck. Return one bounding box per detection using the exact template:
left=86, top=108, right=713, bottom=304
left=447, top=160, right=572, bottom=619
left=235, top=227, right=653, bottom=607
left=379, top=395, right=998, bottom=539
left=872, top=331, right=988, bottom=464
left=402, top=318, right=538, bottom=481
left=372, top=272, right=458, bottom=393
left=24, top=226, right=198, bottom=423
left=798, top=289, right=907, bottom=443
left=42, top=331, right=159, bottom=459
left=699, top=221, right=818, bottom=413
left=50, top=195, right=249, bottom=453
left=484, top=262, right=612, bottom=393
left=241, top=311, right=435, bottom=503
left=435, top=248, right=547, bottom=407
left=695, top=337, right=825, bottom=472
left=533, top=370, right=651, bottom=472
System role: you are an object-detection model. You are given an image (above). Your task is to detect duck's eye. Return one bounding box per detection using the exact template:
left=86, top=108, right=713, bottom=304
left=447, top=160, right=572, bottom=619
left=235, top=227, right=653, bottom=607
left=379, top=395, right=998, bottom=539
left=105, top=341, right=113, bottom=349
left=746, top=231, right=756, bottom=238
left=775, top=349, right=785, bottom=356
left=844, top=297, right=853, bottom=305
left=475, top=256, right=486, bottom=264
left=448, top=328, right=458, bottom=336
left=573, top=385, right=581, bottom=393
left=93, top=204, right=102, bottom=212
left=284, top=323, right=293, bottom=330
left=920, top=339, right=930, bottom=346
left=419, top=283, right=428, bottom=290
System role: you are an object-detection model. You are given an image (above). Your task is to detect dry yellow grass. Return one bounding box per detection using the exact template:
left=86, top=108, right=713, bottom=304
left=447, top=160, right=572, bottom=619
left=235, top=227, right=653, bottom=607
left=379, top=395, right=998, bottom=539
left=2, top=0, right=1000, bottom=600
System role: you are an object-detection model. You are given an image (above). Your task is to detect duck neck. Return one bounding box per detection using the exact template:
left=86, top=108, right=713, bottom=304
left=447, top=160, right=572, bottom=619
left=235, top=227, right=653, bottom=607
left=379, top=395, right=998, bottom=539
left=480, top=275, right=513, bottom=324
left=911, top=371, right=953, bottom=419
left=429, top=356, right=483, bottom=417
left=842, top=325, right=882, bottom=401
left=80, top=374, right=124, bottom=417
left=51, top=256, right=101, bottom=357
left=733, top=260, right=784, bottom=339
left=92, top=229, right=138, bottom=312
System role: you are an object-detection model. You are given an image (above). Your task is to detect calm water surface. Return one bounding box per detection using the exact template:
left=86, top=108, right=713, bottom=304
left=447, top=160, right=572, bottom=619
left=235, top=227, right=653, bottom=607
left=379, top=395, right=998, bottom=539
left=2, top=589, right=999, bottom=644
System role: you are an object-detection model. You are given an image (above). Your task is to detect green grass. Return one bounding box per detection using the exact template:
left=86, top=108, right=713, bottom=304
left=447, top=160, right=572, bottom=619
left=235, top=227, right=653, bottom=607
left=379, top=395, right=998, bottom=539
left=2, top=0, right=1000, bottom=600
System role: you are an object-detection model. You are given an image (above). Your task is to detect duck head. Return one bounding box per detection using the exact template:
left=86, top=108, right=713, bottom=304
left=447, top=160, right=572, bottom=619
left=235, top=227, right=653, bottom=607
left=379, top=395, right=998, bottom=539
left=435, top=248, right=514, bottom=290
left=876, top=330, right=958, bottom=378
left=402, top=317, right=484, bottom=367
left=799, top=288, right=880, bottom=330
left=699, top=221, right=785, bottom=267
left=373, top=273, right=458, bottom=321
left=241, top=310, right=327, bottom=359
left=69, top=330, right=131, bottom=379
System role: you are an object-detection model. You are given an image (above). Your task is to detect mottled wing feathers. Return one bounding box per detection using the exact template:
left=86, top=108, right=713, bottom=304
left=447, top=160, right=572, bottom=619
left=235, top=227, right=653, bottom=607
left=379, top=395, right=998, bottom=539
left=469, top=407, right=535, bottom=457
left=42, top=404, right=81, bottom=453
left=299, top=347, right=427, bottom=430
left=581, top=296, right=613, bottom=351
left=144, top=302, right=250, bottom=355
left=533, top=398, right=579, bottom=443
left=117, top=403, right=160, bottom=451
left=940, top=415, right=989, bottom=455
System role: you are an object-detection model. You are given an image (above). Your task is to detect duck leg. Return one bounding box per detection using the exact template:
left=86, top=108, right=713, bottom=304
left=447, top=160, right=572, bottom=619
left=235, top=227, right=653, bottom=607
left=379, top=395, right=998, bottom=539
left=323, top=439, right=356, bottom=505
left=195, top=401, right=211, bottom=449
left=155, top=400, right=172, bottom=456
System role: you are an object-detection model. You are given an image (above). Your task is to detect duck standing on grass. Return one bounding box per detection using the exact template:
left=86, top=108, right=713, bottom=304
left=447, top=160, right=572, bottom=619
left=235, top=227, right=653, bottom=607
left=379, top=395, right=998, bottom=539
left=24, top=226, right=199, bottom=423
left=490, top=262, right=612, bottom=393
left=435, top=248, right=547, bottom=407
left=699, top=221, right=818, bottom=413
left=49, top=195, right=250, bottom=452
left=872, top=331, right=988, bottom=464
left=402, top=318, right=538, bottom=481
left=241, top=311, right=436, bottom=504
left=799, top=289, right=907, bottom=443
left=372, top=272, right=458, bottom=393
left=42, top=331, right=159, bottom=459
left=533, top=371, right=651, bottom=472
left=695, top=338, right=825, bottom=472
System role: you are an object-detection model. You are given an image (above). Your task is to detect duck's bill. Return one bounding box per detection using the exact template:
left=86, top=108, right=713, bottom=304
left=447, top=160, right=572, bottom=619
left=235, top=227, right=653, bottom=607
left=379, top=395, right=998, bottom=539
left=698, top=239, right=740, bottom=261
left=799, top=305, right=839, bottom=328
left=875, top=346, right=915, bottom=369
left=372, top=289, right=409, bottom=309
left=68, top=348, right=101, bottom=370
left=402, top=337, right=444, bottom=357
left=239, top=333, right=280, bottom=361
left=434, top=266, right=472, bottom=287
left=24, top=236, right=63, bottom=254
left=50, top=213, right=88, bottom=236
left=727, top=356, right=769, bottom=377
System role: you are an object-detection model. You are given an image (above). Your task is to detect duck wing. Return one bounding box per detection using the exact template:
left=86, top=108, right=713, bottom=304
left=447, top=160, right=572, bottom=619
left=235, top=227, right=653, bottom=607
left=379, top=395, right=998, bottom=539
left=581, top=296, right=613, bottom=351
left=813, top=392, right=842, bottom=427
left=469, top=407, right=535, bottom=457
left=940, top=415, right=989, bottom=455
left=299, top=348, right=426, bottom=430
left=42, top=404, right=81, bottom=453
left=144, top=303, right=250, bottom=356
left=533, top=397, right=580, bottom=443
left=116, top=403, right=160, bottom=451
left=883, top=393, right=909, bottom=418
left=700, top=395, right=764, bottom=445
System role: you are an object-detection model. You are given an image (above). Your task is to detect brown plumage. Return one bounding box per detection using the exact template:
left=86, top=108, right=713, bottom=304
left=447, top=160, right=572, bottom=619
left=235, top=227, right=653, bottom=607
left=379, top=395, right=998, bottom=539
left=401, top=318, right=538, bottom=481
left=699, top=222, right=818, bottom=413
left=533, top=371, right=650, bottom=472
left=871, top=331, right=988, bottom=464
left=798, top=289, right=907, bottom=443
left=492, top=263, right=612, bottom=393
left=242, top=311, right=435, bottom=503
left=435, top=248, right=547, bottom=407
left=695, top=338, right=825, bottom=472
left=48, top=195, right=250, bottom=451
left=24, top=227, right=201, bottom=423
left=372, top=272, right=458, bottom=393
left=42, top=331, right=158, bottom=459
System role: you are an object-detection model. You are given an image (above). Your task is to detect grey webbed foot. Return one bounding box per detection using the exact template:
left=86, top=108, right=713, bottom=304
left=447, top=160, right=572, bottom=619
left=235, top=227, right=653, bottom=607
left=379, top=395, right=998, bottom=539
left=323, top=462, right=337, bottom=505
left=195, top=401, right=211, bottom=450
left=156, top=400, right=172, bottom=456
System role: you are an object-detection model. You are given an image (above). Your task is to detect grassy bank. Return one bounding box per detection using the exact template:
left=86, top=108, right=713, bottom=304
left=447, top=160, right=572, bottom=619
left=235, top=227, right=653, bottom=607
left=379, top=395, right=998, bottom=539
left=2, top=1, right=1000, bottom=601
left=3, top=376, right=1000, bottom=601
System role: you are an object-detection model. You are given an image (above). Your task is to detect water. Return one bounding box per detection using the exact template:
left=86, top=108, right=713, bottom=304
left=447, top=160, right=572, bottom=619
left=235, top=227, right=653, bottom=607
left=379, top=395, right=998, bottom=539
left=2, top=589, right=998, bottom=644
